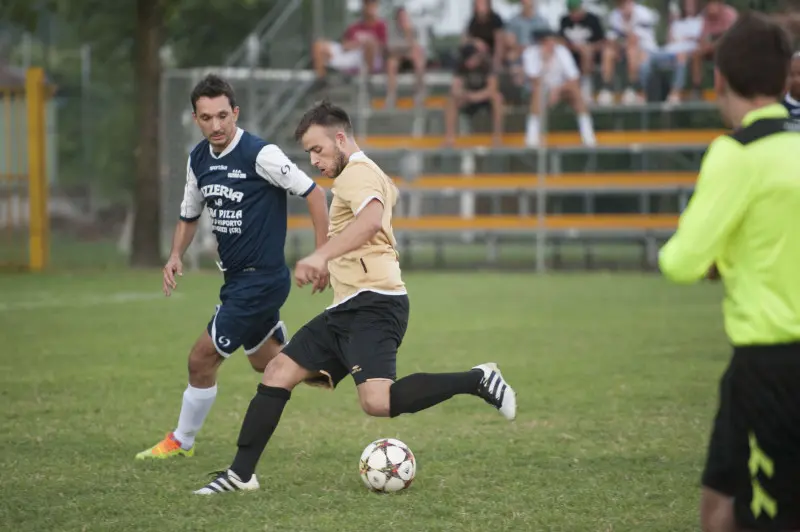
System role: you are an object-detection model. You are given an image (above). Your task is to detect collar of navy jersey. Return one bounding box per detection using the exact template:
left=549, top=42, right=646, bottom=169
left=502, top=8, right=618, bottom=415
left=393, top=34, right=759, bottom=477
left=209, top=127, right=244, bottom=159
left=785, top=94, right=800, bottom=108
left=741, top=103, right=789, bottom=128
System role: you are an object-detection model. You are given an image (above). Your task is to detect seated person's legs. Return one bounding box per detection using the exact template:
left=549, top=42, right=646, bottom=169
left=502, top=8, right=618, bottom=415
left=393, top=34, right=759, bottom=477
left=622, top=35, right=646, bottom=104
left=443, top=77, right=466, bottom=147
left=560, top=79, right=596, bottom=146
left=668, top=52, right=689, bottom=103
left=597, top=39, right=622, bottom=105
left=691, top=43, right=715, bottom=99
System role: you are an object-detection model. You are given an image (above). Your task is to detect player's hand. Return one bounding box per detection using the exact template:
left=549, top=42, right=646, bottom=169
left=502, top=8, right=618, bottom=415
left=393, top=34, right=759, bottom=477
left=706, top=263, right=721, bottom=281
left=294, top=252, right=328, bottom=290
left=163, top=255, right=183, bottom=297
left=311, top=270, right=330, bottom=295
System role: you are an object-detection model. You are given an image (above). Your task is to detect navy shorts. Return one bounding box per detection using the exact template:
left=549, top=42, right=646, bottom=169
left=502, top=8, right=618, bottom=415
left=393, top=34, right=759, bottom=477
left=282, top=291, right=410, bottom=388
left=206, top=269, right=291, bottom=357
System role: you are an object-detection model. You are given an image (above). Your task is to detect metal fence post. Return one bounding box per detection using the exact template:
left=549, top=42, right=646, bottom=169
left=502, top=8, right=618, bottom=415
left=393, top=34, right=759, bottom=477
left=535, top=82, right=548, bottom=274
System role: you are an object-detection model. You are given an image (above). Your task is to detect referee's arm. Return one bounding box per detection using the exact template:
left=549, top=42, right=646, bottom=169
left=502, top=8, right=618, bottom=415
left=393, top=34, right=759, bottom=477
left=659, top=137, right=756, bottom=283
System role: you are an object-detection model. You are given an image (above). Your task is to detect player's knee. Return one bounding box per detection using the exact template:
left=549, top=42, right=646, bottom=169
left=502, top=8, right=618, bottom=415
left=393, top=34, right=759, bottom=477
left=261, top=354, right=305, bottom=391
left=188, top=337, right=222, bottom=385
left=699, top=488, right=735, bottom=532
left=249, top=360, right=267, bottom=373
left=360, top=395, right=390, bottom=417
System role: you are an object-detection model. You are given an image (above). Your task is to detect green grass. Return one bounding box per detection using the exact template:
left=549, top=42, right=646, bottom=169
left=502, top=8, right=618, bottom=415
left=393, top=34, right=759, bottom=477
left=0, top=270, right=729, bottom=531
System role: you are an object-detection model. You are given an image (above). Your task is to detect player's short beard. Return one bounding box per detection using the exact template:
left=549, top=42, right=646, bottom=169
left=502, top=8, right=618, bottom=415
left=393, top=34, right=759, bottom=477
left=331, top=147, right=348, bottom=178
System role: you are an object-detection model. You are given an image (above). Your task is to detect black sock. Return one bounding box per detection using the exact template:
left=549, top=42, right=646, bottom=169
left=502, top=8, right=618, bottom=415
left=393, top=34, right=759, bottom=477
left=229, top=383, right=290, bottom=482
left=389, top=370, right=482, bottom=418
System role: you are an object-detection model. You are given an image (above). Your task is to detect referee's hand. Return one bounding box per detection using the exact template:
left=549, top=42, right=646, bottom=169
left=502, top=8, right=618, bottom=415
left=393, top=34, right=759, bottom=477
left=707, top=263, right=721, bottom=281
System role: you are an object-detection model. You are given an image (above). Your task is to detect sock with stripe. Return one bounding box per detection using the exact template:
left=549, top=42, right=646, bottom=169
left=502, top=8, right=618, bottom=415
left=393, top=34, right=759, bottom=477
left=389, top=370, right=482, bottom=418
left=230, top=384, right=290, bottom=483
left=173, top=384, right=217, bottom=450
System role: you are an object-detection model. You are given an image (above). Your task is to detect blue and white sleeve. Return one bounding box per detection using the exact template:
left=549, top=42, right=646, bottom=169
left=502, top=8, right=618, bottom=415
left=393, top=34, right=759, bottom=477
left=180, top=157, right=205, bottom=222
left=255, top=144, right=317, bottom=197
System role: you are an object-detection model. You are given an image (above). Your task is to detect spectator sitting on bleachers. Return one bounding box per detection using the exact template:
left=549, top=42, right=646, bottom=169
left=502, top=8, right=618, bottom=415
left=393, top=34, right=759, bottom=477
left=464, top=0, right=506, bottom=70
left=311, top=0, right=386, bottom=89
left=783, top=52, right=800, bottom=117
left=506, top=0, right=551, bottom=50
left=597, top=0, right=659, bottom=105
left=384, top=7, right=427, bottom=109
left=522, top=28, right=596, bottom=147
left=501, top=0, right=551, bottom=100
left=443, top=44, right=505, bottom=148
left=559, top=0, right=606, bottom=101
left=689, top=0, right=737, bottom=99
left=648, top=0, right=703, bottom=104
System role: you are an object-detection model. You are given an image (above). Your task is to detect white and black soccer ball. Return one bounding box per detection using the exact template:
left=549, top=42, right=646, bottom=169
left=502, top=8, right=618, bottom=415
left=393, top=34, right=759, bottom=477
left=359, top=438, right=416, bottom=493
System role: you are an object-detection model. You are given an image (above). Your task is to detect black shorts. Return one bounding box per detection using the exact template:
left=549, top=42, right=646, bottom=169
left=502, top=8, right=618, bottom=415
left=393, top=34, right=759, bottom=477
left=282, top=291, right=409, bottom=388
left=460, top=99, right=491, bottom=117
left=570, top=49, right=602, bottom=74
left=701, top=343, right=800, bottom=530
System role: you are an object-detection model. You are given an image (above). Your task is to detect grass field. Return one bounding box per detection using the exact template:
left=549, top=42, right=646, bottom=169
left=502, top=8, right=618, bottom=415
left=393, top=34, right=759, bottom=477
left=0, top=270, right=730, bottom=531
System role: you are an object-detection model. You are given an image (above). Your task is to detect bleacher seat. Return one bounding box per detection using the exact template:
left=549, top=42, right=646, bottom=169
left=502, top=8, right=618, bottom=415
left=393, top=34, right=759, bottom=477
left=361, top=129, right=724, bottom=149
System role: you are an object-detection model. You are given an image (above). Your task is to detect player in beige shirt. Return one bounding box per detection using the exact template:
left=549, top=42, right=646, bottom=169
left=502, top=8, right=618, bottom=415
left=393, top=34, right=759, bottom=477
left=194, top=101, right=518, bottom=495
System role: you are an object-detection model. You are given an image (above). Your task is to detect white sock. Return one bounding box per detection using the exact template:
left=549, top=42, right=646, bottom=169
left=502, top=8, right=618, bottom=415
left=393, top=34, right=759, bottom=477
left=173, top=384, right=217, bottom=450
left=577, top=113, right=596, bottom=146
left=525, top=115, right=540, bottom=147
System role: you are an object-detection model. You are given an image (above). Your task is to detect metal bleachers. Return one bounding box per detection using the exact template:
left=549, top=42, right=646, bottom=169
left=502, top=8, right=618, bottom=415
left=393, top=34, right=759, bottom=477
left=231, top=67, right=724, bottom=270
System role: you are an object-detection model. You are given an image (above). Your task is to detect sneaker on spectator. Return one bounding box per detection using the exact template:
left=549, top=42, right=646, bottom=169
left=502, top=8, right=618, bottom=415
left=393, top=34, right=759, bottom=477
left=596, top=89, right=614, bottom=106
left=621, top=88, right=640, bottom=105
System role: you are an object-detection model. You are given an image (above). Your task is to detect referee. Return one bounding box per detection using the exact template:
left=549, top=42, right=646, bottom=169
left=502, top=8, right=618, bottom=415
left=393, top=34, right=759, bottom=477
left=658, top=12, right=800, bottom=532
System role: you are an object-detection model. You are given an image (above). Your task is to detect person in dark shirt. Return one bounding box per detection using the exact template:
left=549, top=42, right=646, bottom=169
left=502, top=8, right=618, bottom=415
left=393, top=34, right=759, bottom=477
left=465, top=0, right=506, bottom=69
left=559, top=0, right=605, bottom=98
left=444, top=44, right=505, bottom=147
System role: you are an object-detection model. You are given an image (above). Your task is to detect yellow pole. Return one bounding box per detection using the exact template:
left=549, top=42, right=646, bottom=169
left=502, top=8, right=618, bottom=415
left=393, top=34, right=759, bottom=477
left=25, top=67, right=48, bottom=271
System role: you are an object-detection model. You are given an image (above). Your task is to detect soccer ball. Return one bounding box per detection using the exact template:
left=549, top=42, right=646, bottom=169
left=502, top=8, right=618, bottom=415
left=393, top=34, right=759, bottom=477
left=359, top=438, right=416, bottom=493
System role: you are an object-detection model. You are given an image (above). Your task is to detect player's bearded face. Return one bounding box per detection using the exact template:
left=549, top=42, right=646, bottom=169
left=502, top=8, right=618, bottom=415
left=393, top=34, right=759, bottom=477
left=331, top=146, right=348, bottom=178
left=303, top=125, right=349, bottom=178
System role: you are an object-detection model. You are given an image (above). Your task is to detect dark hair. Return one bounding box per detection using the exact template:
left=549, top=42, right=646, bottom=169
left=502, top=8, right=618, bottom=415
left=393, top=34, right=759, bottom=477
left=190, top=74, right=237, bottom=112
left=294, top=100, right=353, bottom=141
left=715, top=11, right=792, bottom=99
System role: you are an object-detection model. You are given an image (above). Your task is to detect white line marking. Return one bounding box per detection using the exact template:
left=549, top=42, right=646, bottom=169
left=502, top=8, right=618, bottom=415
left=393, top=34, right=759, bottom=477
left=0, top=292, right=182, bottom=312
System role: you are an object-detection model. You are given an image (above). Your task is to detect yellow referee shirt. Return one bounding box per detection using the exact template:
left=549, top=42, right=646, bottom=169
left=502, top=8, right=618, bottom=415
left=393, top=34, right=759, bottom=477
left=659, top=103, right=800, bottom=346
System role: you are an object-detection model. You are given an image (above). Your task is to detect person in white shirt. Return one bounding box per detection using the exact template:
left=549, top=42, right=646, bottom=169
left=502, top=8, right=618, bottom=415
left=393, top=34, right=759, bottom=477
left=648, top=0, right=703, bottom=104
left=597, top=0, right=659, bottom=105
left=522, top=28, right=596, bottom=147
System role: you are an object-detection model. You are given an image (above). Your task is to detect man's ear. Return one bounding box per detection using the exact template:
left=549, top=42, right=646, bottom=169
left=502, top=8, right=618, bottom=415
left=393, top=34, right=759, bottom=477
left=335, top=130, right=348, bottom=148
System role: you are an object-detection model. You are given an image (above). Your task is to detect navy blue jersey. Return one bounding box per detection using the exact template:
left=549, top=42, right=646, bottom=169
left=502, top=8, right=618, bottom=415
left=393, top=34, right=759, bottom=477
left=783, top=94, right=800, bottom=118
left=180, top=128, right=316, bottom=274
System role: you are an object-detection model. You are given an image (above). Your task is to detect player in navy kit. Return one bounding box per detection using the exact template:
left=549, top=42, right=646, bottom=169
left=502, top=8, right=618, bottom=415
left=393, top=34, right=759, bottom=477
left=135, top=74, right=330, bottom=460
left=783, top=52, right=800, bottom=117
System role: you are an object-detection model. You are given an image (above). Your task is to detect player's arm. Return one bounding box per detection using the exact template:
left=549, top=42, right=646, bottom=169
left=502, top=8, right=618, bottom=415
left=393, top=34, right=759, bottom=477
left=164, top=158, right=204, bottom=296
left=658, top=136, right=755, bottom=284
left=315, top=199, right=383, bottom=262
left=255, top=143, right=330, bottom=248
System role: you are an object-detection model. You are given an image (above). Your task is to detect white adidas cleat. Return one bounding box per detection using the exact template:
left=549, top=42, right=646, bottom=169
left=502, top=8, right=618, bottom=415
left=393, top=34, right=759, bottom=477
left=193, top=469, right=260, bottom=495
left=473, top=363, right=517, bottom=421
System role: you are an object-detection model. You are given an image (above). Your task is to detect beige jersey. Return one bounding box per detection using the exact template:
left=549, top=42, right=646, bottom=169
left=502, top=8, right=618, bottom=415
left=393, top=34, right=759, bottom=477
left=326, top=151, right=406, bottom=307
